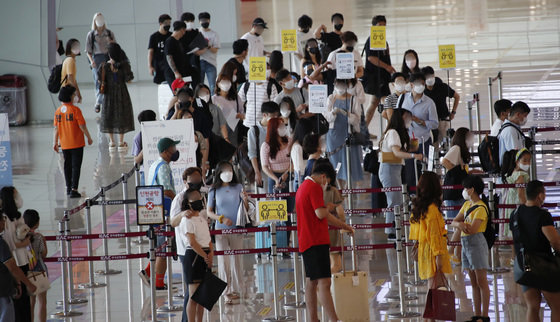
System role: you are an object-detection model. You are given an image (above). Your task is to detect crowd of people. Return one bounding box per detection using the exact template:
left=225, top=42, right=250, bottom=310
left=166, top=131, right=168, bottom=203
left=0, top=8, right=555, bottom=322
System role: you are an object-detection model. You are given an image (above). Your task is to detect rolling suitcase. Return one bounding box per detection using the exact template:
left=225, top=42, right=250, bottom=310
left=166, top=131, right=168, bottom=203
left=331, top=232, right=369, bottom=321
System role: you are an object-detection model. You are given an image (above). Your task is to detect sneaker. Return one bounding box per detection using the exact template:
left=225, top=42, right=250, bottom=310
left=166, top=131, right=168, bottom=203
left=138, top=270, right=150, bottom=287
left=95, top=104, right=101, bottom=113
left=69, top=190, right=81, bottom=199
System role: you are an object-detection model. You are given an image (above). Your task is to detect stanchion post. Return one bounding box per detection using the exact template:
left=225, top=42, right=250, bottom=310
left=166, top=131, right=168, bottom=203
left=474, top=93, right=482, bottom=145
left=345, top=143, right=353, bottom=212
left=79, top=199, right=106, bottom=289
left=387, top=205, right=421, bottom=319
left=529, top=127, right=537, bottom=181
left=157, top=217, right=182, bottom=312
left=488, top=181, right=510, bottom=274
left=134, top=165, right=147, bottom=245
left=147, top=227, right=158, bottom=322
left=467, top=100, right=474, bottom=134
left=488, top=76, right=494, bottom=129
left=96, top=189, right=122, bottom=275
left=497, top=71, right=503, bottom=100
left=51, top=217, right=82, bottom=318
left=401, top=185, right=413, bottom=276
left=65, top=218, right=87, bottom=305
left=284, top=214, right=305, bottom=309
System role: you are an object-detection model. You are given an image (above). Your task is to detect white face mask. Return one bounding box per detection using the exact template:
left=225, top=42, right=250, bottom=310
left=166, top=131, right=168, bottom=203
left=232, top=75, right=237, bottom=83
left=95, top=16, right=105, bottom=28
left=406, top=59, right=416, bottom=70
left=394, top=83, right=405, bottom=93
left=462, top=189, right=470, bottom=201
left=73, top=94, right=80, bottom=104
left=284, top=79, right=295, bottom=90
left=71, top=46, right=81, bottom=55
left=220, top=171, right=233, bottom=183
left=520, top=116, right=528, bottom=126
left=413, top=84, right=425, bottom=94
left=334, top=85, right=347, bottom=95
left=218, top=80, right=232, bottom=92
left=347, top=86, right=356, bottom=95
left=519, top=163, right=530, bottom=172
left=404, top=83, right=412, bottom=92
left=466, top=137, right=474, bottom=147
left=15, top=192, right=23, bottom=209
left=186, top=22, right=195, bottom=30
left=405, top=118, right=412, bottom=128
left=426, top=77, right=435, bottom=86
left=277, top=125, right=288, bottom=137
left=199, top=95, right=210, bottom=103
left=280, top=107, right=291, bottom=118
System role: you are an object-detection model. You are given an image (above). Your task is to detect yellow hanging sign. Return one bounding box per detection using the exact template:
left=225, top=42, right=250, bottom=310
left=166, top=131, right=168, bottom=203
left=370, top=26, right=386, bottom=50
left=438, top=44, right=456, bottom=69
left=249, top=57, right=267, bottom=82
left=258, top=200, right=288, bottom=222
left=281, top=29, right=298, bottom=52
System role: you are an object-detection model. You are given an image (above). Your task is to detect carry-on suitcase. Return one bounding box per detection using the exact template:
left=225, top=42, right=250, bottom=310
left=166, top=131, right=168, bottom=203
left=0, top=75, right=27, bottom=126
left=255, top=221, right=288, bottom=249
left=331, top=232, right=369, bottom=321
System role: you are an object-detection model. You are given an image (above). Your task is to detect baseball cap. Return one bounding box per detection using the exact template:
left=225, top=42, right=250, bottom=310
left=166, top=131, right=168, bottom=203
left=171, top=79, right=186, bottom=92
left=252, top=17, right=268, bottom=29
left=157, top=137, right=180, bottom=153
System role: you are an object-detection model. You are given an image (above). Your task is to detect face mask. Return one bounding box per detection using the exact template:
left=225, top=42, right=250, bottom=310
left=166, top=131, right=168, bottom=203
left=321, top=177, right=329, bottom=191
left=200, top=95, right=210, bottom=103
left=462, top=189, right=470, bottom=201
left=280, top=107, right=291, bottom=118
left=179, top=101, right=191, bottom=110
left=334, top=24, right=343, bottom=31
left=404, top=83, right=412, bottom=92
left=73, top=94, right=80, bottom=104
left=163, top=25, right=171, bottom=32
left=334, top=85, right=347, bottom=95
left=520, top=117, right=528, bottom=126
left=405, top=118, right=412, bottom=128
left=277, top=125, right=288, bottom=137
left=188, top=181, right=203, bottom=191
left=466, top=138, right=474, bottom=147
left=189, top=199, right=205, bottom=211
left=170, top=150, right=180, bottom=162
left=346, top=45, right=354, bottom=52
left=413, top=84, right=425, bottom=94
left=72, top=47, right=81, bottom=55
left=232, top=75, right=237, bottom=83
left=519, top=163, right=530, bottom=172
left=406, top=59, right=416, bottom=70
left=186, top=22, right=195, bottom=30
left=347, top=86, right=356, bottom=95
left=220, top=171, right=233, bottom=183
left=218, top=80, right=232, bottom=92
left=394, top=83, right=405, bottom=93
left=15, top=193, right=23, bottom=209
left=309, top=47, right=319, bottom=55
left=284, top=79, right=295, bottom=90
left=426, top=77, right=435, bottom=86
left=201, top=22, right=210, bottom=29
left=95, top=16, right=105, bottom=28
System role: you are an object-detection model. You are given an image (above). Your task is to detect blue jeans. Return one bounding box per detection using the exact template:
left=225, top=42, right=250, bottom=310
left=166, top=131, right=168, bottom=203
left=379, top=163, right=403, bottom=235
left=200, top=60, right=217, bottom=95
left=292, top=172, right=303, bottom=192
left=91, top=54, right=108, bottom=106
left=403, top=138, right=432, bottom=192
left=444, top=199, right=464, bottom=219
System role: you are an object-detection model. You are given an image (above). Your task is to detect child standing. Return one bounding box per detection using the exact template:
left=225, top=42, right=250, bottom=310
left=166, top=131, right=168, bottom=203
left=23, top=209, right=49, bottom=322
left=500, top=148, right=531, bottom=238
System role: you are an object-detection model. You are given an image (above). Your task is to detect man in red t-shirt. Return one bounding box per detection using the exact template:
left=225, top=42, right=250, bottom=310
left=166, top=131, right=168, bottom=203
left=295, top=160, right=353, bottom=322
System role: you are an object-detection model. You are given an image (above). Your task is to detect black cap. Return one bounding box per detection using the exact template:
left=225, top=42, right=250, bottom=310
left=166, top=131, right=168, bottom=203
left=252, top=17, right=268, bottom=29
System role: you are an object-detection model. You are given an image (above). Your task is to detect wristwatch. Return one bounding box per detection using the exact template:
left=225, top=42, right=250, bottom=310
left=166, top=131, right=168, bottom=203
left=451, top=111, right=456, bottom=114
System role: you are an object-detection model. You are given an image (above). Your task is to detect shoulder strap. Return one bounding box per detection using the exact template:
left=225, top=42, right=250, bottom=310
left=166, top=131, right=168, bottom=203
left=397, top=93, right=406, bottom=110
left=243, top=82, right=250, bottom=97
left=151, top=160, right=165, bottom=185
left=254, top=125, right=261, bottom=162
left=300, top=88, right=305, bottom=103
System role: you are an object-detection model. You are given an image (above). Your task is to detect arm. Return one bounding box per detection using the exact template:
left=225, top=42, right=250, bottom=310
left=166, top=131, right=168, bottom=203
left=134, top=150, right=143, bottom=165
left=166, top=55, right=182, bottom=79
left=367, top=55, right=396, bottom=73
left=187, top=233, right=210, bottom=262
left=201, top=138, right=210, bottom=174
left=451, top=92, right=460, bottom=116
left=425, top=101, right=439, bottom=130
left=516, top=176, right=527, bottom=204
left=463, top=218, right=483, bottom=235
left=68, top=74, right=82, bottom=102
left=313, top=25, right=326, bottom=39
left=78, top=124, right=93, bottom=145
left=53, top=127, right=59, bottom=152
left=85, top=32, right=95, bottom=67
left=441, top=158, right=455, bottom=170
left=451, top=211, right=466, bottom=229
left=148, top=48, right=155, bottom=75
left=170, top=210, right=191, bottom=227
left=4, top=258, right=36, bottom=294
left=164, top=190, right=176, bottom=199
left=542, top=225, right=560, bottom=252
left=326, top=212, right=354, bottom=233
left=391, top=146, right=422, bottom=161
left=309, top=61, right=330, bottom=81
left=355, top=66, right=364, bottom=79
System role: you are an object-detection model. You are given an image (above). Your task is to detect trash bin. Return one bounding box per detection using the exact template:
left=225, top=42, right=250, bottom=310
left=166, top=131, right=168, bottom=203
left=0, top=75, right=27, bottom=126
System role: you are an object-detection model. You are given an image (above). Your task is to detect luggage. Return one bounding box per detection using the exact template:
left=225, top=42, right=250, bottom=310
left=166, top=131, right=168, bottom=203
left=255, top=222, right=288, bottom=249
left=331, top=232, right=369, bottom=321
left=0, top=75, right=27, bottom=126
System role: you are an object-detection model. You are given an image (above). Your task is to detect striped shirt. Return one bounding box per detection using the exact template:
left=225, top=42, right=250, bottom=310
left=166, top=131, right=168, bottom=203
left=260, top=140, right=291, bottom=173
left=384, top=93, right=400, bottom=109
left=239, top=82, right=278, bottom=127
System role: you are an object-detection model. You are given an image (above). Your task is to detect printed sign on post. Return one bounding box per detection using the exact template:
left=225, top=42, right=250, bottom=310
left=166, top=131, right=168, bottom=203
left=258, top=200, right=288, bottom=222
left=281, top=29, right=297, bottom=52
left=370, top=26, right=387, bottom=50
left=0, top=114, right=12, bottom=187
left=141, top=119, right=197, bottom=190
left=136, top=185, right=165, bottom=225
left=308, top=85, right=328, bottom=114
left=428, top=145, right=435, bottom=172
left=335, top=52, right=355, bottom=79
left=249, top=57, right=267, bottom=82
left=438, top=44, right=456, bottom=69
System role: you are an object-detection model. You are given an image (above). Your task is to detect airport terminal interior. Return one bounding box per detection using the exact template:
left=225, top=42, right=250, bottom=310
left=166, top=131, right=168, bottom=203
left=1, top=0, right=560, bottom=321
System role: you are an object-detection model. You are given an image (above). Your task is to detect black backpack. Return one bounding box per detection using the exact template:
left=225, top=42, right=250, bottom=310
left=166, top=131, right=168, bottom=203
left=47, top=64, right=66, bottom=93
left=478, top=122, right=532, bottom=174
left=465, top=198, right=496, bottom=249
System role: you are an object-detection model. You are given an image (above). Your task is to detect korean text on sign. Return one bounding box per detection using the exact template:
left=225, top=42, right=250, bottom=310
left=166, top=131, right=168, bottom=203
left=249, top=57, right=267, bottom=82
left=438, top=44, right=456, bottom=69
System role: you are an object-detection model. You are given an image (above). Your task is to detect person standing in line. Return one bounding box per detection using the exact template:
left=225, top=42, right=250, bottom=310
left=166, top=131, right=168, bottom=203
left=164, top=21, right=188, bottom=90
left=274, top=69, right=308, bottom=115
left=60, top=38, right=83, bottom=103
left=23, top=210, right=48, bottom=322
left=53, top=85, right=93, bottom=198
left=148, top=14, right=172, bottom=85
left=241, top=18, right=270, bottom=68
left=497, top=101, right=531, bottom=166
left=295, top=160, right=354, bottom=322
left=98, top=43, right=135, bottom=151
left=500, top=148, right=532, bottom=238
left=86, top=13, right=116, bottom=113
left=213, top=61, right=245, bottom=144
left=194, top=84, right=228, bottom=140
left=300, top=38, right=323, bottom=80
left=313, top=13, right=344, bottom=63
left=490, top=99, right=512, bottom=136
left=292, top=15, right=314, bottom=69
left=198, top=12, right=220, bottom=94
left=380, top=72, right=408, bottom=121
left=400, top=49, right=421, bottom=78
left=227, top=39, right=249, bottom=87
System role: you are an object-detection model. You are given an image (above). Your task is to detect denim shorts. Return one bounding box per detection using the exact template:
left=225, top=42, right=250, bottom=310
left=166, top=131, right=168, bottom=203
left=461, top=233, right=489, bottom=270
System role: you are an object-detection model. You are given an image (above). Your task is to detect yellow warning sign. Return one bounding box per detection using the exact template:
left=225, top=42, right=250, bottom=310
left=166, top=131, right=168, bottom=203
left=249, top=57, right=267, bottom=82
left=370, top=26, right=386, bottom=50
left=281, top=29, right=298, bottom=52
left=258, top=200, right=288, bottom=222
left=438, top=44, right=456, bottom=69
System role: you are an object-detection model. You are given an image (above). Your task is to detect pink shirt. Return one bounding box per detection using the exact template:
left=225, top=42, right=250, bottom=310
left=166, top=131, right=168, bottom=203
left=260, top=140, right=291, bottom=173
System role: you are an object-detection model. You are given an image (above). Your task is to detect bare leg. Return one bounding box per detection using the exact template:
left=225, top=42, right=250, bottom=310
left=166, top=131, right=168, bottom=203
left=108, top=133, right=115, bottom=146
left=467, top=269, right=481, bottom=316
left=119, top=133, right=125, bottom=145
left=365, top=96, right=381, bottom=125
left=317, top=277, right=338, bottom=321
left=187, top=283, right=201, bottom=322
left=475, top=269, right=490, bottom=317
left=305, top=278, right=319, bottom=322
left=523, top=288, right=542, bottom=322
left=30, top=294, right=36, bottom=322
left=155, top=257, right=167, bottom=279
left=38, top=291, right=47, bottom=322
left=542, top=290, right=560, bottom=322
left=330, top=253, right=342, bottom=274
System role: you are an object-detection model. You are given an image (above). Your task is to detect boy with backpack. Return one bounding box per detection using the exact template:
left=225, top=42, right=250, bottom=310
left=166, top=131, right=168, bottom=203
left=490, top=99, right=512, bottom=136
left=498, top=101, right=531, bottom=165
left=238, top=76, right=278, bottom=128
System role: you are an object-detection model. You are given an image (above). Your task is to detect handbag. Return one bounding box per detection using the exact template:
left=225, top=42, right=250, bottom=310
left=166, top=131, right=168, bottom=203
left=379, top=151, right=402, bottom=164
left=99, top=63, right=106, bottom=94
left=423, top=271, right=456, bottom=321
left=26, top=271, right=50, bottom=295
left=191, top=269, right=227, bottom=311
left=236, top=198, right=256, bottom=228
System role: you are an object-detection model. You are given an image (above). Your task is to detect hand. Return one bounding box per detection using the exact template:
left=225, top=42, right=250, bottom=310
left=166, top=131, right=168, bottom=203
left=91, top=61, right=97, bottom=69
left=224, top=218, right=233, bottom=226
left=14, top=284, right=22, bottom=299
left=326, top=202, right=337, bottom=213
left=53, top=144, right=59, bottom=152
left=27, top=283, right=37, bottom=295
left=321, top=24, right=327, bottom=31
left=87, top=137, right=93, bottom=145
left=281, top=172, right=289, bottom=183
left=255, top=172, right=263, bottom=187
left=174, top=71, right=182, bottom=79
left=149, top=66, right=155, bottom=76
left=414, top=154, right=423, bottom=161
left=241, top=190, right=248, bottom=202
left=21, top=237, right=31, bottom=247
left=225, top=138, right=231, bottom=143
left=321, top=61, right=332, bottom=70
left=385, top=65, right=396, bottom=74
left=183, top=210, right=194, bottom=219
left=236, top=113, right=245, bottom=120
left=206, top=252, right=213, bottom=267
left=343, top=224, right=355, bottom=235
left=449, top=112, right=456, bottom=120
left=202, top=163, right=210, bottom=176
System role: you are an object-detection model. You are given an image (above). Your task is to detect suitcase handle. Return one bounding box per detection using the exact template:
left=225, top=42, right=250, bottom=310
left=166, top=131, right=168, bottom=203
left=339, top=229, right=358, bottom=276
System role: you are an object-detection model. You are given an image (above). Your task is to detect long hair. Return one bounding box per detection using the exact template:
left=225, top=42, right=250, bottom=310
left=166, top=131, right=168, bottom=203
left=194, top=84, right=212, bottom=104
left=279, top=96, right=298, bottom=131
left=0, top=186, right=20, bottom=221
left=212, top=161, right=239, bottom=189
left=91, top=13, right=106, bottom=31
left=292, top=118, right=313, bottom=159
left=401, top=49, right=420, bottom=76
left=266, top=117, right=288, bottom=160
left=451, top=127, right=471, bottom=164
left=379, top=108, right=410, bottom=151
left=501, top=149, right=531, bottom=183
left=216, top=61, right=238, bottom=100
left=411, top=172, right=442, bottom=223
left=303, top=38, right=321, bottom=66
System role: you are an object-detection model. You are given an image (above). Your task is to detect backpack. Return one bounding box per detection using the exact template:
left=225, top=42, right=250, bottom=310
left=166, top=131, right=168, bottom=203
left=47, top=64, right=66, bottom=93
left=478, top=122, right=532, bottom=173
left=442, top=165, right=468, bottom=201
left=465, top=197, right=496, bottom=249
left=235, top=125, right=260, bottom=184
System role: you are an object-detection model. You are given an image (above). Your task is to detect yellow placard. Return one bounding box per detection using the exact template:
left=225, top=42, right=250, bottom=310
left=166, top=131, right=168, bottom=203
left=438, top=44, right=456, bottom=69
left=258, top=200, right=288, bottom=222
left=370, top=26, right=386, bottom=49
left=281, top=29, right=298, bottom=52
left=249, top=57, right=267, bottom=82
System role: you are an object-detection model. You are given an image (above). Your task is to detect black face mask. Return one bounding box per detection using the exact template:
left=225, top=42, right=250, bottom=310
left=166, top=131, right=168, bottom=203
left=309, top=47, right=319, bottom=55
left=163, top=25, right=171, bottom=32
left=201, top=22, right=210, bottom=29
left=188, top=181, right=203, bottom=191
left=334, top=24, right=343, bottom=31
left=179, top=101, right=191, bottom=110
left=346, top=46, right=354, bottom=52
left=189, top=199, right=204, bottom=211
left=170, top=150, right=180, bottom=162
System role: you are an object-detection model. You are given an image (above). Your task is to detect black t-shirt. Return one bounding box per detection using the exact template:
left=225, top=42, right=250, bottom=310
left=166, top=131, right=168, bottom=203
left=511, top=205, right=554, bottom=258
left=192, top=100, right=213, bottom=138
left=228, top=57, right=247, bottom=85
left=319, top=32, right=342, bottom=63
left=0, top=237, right=12, bottom=263
left=363, top=38, right=391, bottom=82
left=164, top=36, right=186, bottom=75
left=148, top=31, right=171, bottom=64
left=424, top=77, right=456, bottom=119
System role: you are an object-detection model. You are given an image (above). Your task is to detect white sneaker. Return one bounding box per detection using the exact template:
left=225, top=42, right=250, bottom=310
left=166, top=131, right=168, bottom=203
left=138, top=270, right=150, bottom=287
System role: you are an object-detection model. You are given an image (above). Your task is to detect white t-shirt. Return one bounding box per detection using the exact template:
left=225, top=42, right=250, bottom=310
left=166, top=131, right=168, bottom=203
left=291, top=142, right=306, bottom=174
left=185, top=214, right=212, bottom=249
left=490, top=119, right=503, bottom=137
left=241, top=32, right=265, bottom=67
left=443, top=145, right=463, bottom=166
left=171, top=189, right=209, bottom=255
left=200, top=29, right=220, bottom=67
left=238, top=82, right=277, bottom=127
left=326, top=48, right=364, bottom=72
left=292, top=30, right=314, bottom=70
left=380, top=129, right=404, bottom=165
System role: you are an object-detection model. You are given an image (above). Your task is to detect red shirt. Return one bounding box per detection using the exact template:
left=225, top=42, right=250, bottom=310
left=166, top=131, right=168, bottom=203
left=296, top=177, right=329, bottom=252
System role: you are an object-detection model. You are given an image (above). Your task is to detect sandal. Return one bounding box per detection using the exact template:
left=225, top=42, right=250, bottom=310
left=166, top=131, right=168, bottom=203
left=109, top=143, right=117, bottom=151
left=227, top=292, right=240, bottom=300
left=118, top=142, right=128, bottom=151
